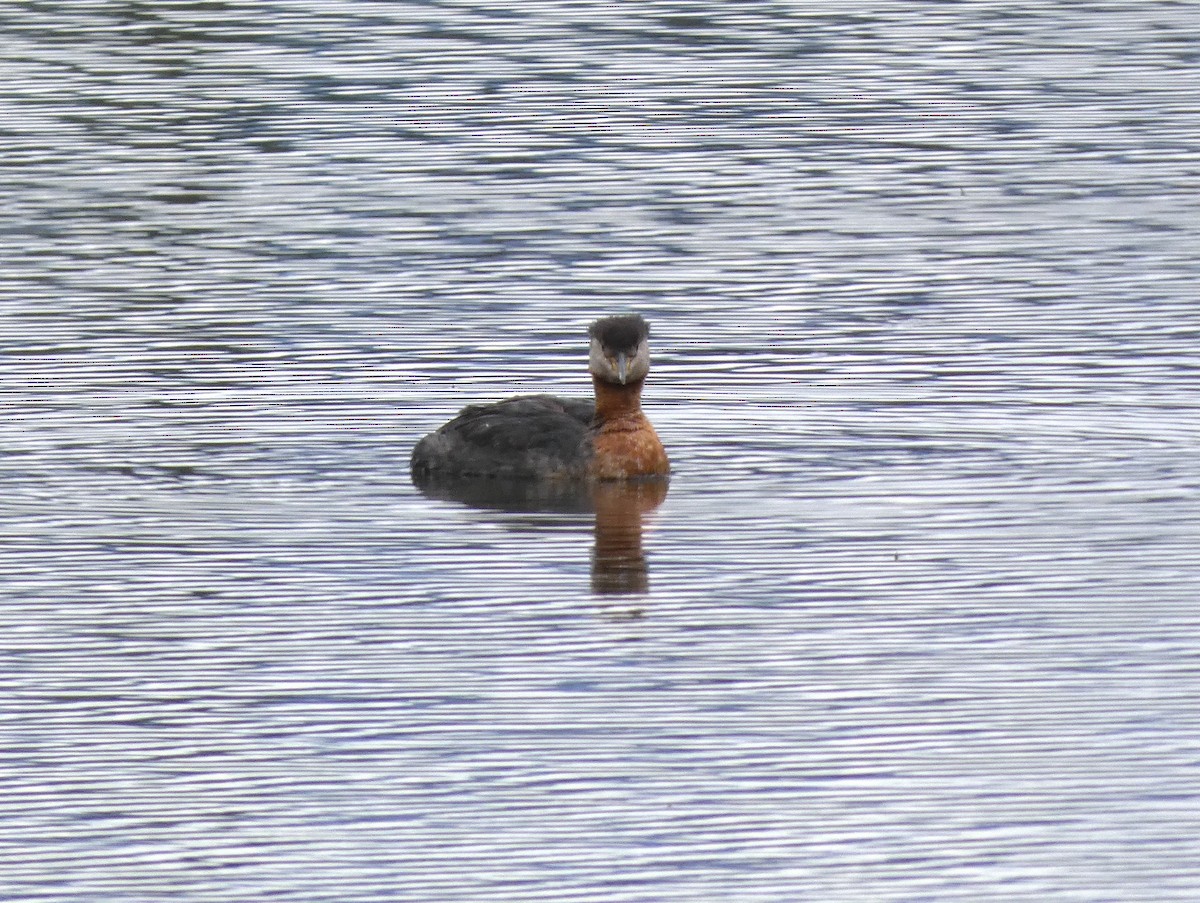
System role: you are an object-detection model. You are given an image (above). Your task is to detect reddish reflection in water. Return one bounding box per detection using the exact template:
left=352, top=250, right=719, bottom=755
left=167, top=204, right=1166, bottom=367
left=588, top=480, right=668, bottom=596
left=412, top=474, right=668, bottom=596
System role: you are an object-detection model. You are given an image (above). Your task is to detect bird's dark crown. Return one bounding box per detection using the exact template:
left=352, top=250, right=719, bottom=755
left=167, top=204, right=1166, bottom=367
left=588, top=314, right=649, bottom=352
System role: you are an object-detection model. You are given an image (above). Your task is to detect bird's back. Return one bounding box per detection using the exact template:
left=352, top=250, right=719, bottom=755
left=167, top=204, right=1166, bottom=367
left=410, top=394, right=594, bottom=480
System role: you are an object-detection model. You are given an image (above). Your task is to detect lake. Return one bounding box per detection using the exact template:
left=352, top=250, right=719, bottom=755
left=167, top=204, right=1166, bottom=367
left=2, top=2, right=1199, bottom=900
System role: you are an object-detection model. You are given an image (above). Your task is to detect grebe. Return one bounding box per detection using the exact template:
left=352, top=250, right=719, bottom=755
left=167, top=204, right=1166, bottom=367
left=410, top=314, right=669, bottom=482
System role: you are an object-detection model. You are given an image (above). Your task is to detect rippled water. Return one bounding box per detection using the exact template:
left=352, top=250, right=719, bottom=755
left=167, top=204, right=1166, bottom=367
left=3, top=2, right=1199, bottom=900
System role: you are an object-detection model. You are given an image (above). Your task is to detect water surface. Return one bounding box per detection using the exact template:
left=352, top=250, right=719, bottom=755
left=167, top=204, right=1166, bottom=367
left=2, top=2, right=1199, bottom=901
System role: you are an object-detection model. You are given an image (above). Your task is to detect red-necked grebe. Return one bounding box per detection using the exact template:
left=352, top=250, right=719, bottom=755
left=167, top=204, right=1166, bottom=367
left=410, top=314, right=669, bottom=481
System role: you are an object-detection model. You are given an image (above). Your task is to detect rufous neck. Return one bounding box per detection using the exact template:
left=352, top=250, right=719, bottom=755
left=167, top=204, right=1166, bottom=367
left=592, top=376, right=645, bottom=422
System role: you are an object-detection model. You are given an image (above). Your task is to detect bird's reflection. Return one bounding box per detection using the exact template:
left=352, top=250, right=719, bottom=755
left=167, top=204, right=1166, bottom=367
left=412, top=474, right=668, bottom=596
left=588, top=480, right=667, bottom=595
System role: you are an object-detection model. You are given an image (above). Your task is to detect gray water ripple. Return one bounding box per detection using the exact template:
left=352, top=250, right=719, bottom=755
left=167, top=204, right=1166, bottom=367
left=3, top=1, right=1200, bottom=900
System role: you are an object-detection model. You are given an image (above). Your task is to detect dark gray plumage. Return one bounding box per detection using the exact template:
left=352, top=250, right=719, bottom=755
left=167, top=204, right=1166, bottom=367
left=410, top=394, right=594, bottom=480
